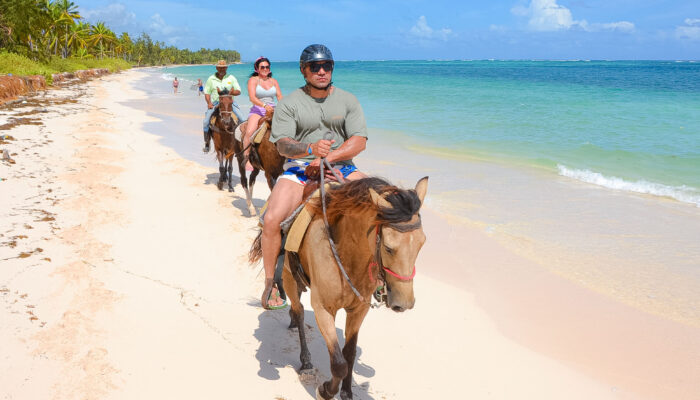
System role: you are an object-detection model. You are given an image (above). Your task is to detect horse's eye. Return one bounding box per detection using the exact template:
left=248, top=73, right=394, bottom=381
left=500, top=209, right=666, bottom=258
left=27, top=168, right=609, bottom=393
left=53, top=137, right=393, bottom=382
left=383, top=245, right=393, bottom=255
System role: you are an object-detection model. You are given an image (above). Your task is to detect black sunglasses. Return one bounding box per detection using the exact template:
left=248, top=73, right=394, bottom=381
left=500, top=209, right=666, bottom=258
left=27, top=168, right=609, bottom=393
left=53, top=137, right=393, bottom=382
left=308, top=61, right=334, bottom=73
left=258, top=65, right=270, bottom=70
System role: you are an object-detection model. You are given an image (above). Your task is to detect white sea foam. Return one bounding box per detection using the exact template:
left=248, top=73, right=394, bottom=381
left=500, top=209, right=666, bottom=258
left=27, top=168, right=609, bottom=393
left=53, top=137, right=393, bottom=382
left=557, top=165, right=700, bottom=207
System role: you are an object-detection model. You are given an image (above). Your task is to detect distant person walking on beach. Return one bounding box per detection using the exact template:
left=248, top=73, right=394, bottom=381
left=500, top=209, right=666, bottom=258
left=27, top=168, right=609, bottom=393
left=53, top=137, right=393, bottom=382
left=257, top=44, right=368, bottom=309
left=242, top=57, right=282, bottom=160
left=197, top=78, right=203, bottom=96
left=202, top=60, right=244, bottom=153
left=172, top=77, right=179, bottom=94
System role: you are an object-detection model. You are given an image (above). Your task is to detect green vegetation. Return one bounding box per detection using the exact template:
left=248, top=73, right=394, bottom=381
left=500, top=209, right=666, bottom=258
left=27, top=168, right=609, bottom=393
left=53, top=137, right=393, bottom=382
left=0, top=0, right=240, bottom=79
left=0, top=51, right=132, bottom=83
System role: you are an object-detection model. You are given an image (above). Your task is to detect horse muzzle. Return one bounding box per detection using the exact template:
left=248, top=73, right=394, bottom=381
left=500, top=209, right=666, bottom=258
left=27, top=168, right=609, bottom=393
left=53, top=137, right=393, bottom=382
left=386, top=283, right=415, bottom=312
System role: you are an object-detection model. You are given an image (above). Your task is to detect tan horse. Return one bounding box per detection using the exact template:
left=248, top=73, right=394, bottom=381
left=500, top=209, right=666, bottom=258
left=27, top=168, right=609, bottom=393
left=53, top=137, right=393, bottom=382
left=232, top=111, right=284, bottom=215
left=250, top=176, right=428, bottom=399
left=209, top=88, right=239, bottom=191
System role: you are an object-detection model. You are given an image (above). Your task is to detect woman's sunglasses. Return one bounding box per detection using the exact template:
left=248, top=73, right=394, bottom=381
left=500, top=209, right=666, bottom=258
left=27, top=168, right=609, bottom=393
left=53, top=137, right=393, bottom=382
left=308, top=61, right=334, bottom=73
left=258, top=65, right=270, bottom=70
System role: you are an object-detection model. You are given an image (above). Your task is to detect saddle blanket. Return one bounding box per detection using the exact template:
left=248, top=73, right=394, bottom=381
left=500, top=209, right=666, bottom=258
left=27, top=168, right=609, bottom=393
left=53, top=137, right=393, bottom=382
left=233, top=121, right=268, bottom=143
left=257, top=183, right=338, bottom=253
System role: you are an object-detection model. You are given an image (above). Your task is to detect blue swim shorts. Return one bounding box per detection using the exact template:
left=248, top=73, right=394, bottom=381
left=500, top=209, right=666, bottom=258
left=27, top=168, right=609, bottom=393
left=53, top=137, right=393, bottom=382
left=279, top=159, right=358, bottom=186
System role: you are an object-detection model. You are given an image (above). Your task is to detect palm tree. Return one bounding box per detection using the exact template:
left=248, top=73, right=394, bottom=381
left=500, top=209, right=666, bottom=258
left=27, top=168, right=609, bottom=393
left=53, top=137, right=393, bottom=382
left=0, top=0, right=50, bottom=57
left=116, top=32, right=133, bottom=61
left=66, top=20, right=89, bottom=55
left=89, top=22, right=115, bottom=59
left=55, top=0, right=82, bottom=57
left=73, top=47, right=91, bottom=59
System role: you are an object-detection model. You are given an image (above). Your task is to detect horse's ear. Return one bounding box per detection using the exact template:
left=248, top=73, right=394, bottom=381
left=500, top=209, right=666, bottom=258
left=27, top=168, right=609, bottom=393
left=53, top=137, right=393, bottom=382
left=414, top=176, right=429, bottom=205
left=369, top=188, right=392, bottom=209
left=217, top=88, right=222, bottom=95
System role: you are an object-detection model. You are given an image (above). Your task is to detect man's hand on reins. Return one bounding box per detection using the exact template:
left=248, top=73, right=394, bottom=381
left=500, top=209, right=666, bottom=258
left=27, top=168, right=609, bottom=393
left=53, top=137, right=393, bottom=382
left=310, top=139, right=334, bottom=158
left=304, top=158, right=323, bottom=179
left=305, top=159, right=342, bottom=182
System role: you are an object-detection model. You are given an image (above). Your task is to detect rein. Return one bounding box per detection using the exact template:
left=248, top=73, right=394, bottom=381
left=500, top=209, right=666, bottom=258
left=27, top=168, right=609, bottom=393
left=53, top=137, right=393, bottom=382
left=317, top=148, right=420, bottom=301
left=319, top=146, right=364, bottom=301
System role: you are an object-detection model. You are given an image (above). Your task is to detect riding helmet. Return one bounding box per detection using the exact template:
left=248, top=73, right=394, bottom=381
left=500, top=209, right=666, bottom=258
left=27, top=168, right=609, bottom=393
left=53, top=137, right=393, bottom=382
left=299, top=44, right=334, bottom=66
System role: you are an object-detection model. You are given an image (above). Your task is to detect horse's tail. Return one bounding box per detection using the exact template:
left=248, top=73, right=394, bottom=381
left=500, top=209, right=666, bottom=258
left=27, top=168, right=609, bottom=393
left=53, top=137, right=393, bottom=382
left=248, top=229, right=263, bottom=264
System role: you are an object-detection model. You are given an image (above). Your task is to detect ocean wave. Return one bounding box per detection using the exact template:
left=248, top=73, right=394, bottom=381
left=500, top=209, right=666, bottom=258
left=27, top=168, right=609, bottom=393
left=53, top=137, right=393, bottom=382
left=557, top=165, right=700, bottom=207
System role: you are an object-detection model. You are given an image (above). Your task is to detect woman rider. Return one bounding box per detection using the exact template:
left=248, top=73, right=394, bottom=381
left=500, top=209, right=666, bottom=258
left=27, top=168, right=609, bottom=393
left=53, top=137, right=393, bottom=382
left=242, top=57, right=283, bottom=160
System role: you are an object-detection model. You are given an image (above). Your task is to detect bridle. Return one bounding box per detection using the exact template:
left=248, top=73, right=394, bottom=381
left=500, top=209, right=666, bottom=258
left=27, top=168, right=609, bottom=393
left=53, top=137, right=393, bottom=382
left=210, top=94, right=236, bottom=134
left=317, top=155, right=420, bottom=303
left=368, top=220, right=420, bottom=285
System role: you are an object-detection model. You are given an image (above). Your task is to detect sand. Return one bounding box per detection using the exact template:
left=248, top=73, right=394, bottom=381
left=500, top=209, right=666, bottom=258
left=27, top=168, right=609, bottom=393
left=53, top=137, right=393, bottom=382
left=1, top=69, right=698, bottom=400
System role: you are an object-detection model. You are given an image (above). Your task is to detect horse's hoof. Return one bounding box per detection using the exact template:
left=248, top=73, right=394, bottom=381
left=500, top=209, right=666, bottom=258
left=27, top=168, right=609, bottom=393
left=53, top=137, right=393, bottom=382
left=298, top=367, right=316, bottom=385
left=228, top=187, right=234, bottom=192
left=248, top=206, right=257, bottom=217
left=316, top=382, right=334, bottom=400
left=315, top=386, right=327, bottom=400
left=340, top=390, right=353, bottom=400
left=217, top=182, right=223, bottom=190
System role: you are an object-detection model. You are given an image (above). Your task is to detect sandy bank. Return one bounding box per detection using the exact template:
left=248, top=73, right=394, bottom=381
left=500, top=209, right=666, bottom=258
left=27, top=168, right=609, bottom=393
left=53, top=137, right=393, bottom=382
left=0, top=68, right=111, bottom=106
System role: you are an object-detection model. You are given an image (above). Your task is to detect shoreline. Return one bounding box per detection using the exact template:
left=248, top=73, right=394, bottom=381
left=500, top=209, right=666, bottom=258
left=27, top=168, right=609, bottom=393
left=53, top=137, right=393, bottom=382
left=1, top=69, right=699, bottom=399
left=110, top=68, right=700, bottom=396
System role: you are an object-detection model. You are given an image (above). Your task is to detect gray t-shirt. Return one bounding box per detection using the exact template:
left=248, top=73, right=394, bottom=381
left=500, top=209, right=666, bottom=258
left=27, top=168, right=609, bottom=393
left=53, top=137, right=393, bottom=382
left=270, top=87, right=367, bottom=164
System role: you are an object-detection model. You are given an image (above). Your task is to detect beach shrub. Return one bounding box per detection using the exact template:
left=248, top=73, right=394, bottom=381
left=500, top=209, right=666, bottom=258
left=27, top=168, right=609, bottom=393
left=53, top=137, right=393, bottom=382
left=46, top=57, right=88, bottom=73
left=0, top=52, right=54, bottom=82
left=82, top=58, right=132, bottom=72
left=0, top=52, right=132, bottom=85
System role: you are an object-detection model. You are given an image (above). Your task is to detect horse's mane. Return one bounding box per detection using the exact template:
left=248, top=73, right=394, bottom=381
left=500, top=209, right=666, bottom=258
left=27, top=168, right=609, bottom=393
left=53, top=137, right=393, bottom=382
left=308, top=177, right=422, bottom=226
left=248, top=177, right=421, bottom=264
left=219, top=88, right=231, bottom=95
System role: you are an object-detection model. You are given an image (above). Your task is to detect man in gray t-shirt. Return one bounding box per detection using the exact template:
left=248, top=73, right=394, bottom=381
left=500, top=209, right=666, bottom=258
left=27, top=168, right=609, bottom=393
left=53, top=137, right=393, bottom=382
left=258, top=44, right=368, bottom=310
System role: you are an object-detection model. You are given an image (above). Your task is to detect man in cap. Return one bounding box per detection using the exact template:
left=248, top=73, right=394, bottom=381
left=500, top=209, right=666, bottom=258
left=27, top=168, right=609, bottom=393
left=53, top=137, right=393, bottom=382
left=258, top=44, right=368, bottom=309
left=202, top=60, right=244, bottom=153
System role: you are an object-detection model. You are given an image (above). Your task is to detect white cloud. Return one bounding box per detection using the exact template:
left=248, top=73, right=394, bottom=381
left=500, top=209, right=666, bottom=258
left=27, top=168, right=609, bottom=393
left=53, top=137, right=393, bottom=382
left=82, top=3, right=137, bottom=29
left=511, top=0, right=634, bottom=33
left=589, top=21, right=635, bottom=33
left=511, top=0, right=579, bottom=31
left=149, top=14, right=177, bottom=35
left=409, top=16, right=452, bottom=41
left=676, top=18, right=700, bottom=40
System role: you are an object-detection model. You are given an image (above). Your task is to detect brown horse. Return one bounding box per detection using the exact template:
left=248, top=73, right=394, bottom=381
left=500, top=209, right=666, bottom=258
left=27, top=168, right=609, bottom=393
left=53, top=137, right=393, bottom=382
left=250, top=176, right=428, bottom=399
left=209, top=88, right=240, bottom=192
left=232, top=111, right=284, bottom=215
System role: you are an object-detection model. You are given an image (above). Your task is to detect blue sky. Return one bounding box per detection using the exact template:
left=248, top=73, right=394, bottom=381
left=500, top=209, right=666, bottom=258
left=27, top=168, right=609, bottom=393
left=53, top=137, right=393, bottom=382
left=79, top=0, right=700, bottom=61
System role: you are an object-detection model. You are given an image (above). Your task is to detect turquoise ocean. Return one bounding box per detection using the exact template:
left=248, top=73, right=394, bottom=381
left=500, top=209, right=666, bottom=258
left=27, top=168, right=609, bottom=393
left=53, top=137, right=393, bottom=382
left=150, top=61, right=700, bottom=324
left=164, top=60, right=700, bottom=207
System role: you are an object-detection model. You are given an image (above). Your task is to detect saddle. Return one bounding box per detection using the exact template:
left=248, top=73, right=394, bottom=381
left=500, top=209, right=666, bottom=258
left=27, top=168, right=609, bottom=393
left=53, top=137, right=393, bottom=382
left=208, top=105, right=220, bottom=126
left=254, top=182, right=338, bottom=253
left=234, top=120, right=269, bottom=143
left=287, top=182, right=341, bottom=251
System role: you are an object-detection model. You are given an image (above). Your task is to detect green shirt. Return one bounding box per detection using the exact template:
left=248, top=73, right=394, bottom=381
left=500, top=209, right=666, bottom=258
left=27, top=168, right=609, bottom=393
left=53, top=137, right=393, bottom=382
left=270, top=87, right=367, bottom=164
left=204, top=73, right=241, bottom=104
